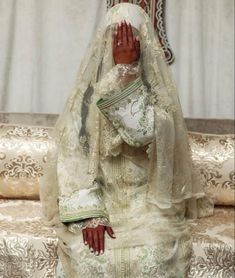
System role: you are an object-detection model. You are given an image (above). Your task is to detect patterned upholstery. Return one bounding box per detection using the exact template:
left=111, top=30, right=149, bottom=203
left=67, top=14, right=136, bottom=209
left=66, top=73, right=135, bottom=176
left=0, top=124, right=54, bottom=200
left=188, top=206, right=234, bottom=277
left=0, top=200, right=234, bottom=277
left=0, top=199, right=58, bottom=277
left=188, top=132, right=234, bottom=206
left=0, top=114, right=234, bottom=277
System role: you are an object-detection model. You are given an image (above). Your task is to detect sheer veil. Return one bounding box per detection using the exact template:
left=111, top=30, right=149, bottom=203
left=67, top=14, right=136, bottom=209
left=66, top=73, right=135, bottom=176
left=40, top=3, right=212, bottom=227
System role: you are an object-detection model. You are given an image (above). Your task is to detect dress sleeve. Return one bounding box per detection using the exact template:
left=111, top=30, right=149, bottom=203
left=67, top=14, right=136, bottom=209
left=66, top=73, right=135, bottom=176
left=96, top=77, right=155, bottom=148
left=58, top=181, right=109, bottom=224
left=56, top=101, right=109, bottom=224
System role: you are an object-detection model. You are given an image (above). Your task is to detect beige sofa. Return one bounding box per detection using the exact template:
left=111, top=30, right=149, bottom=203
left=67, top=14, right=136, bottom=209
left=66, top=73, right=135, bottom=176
left=0, top=113, right=234, bottom=277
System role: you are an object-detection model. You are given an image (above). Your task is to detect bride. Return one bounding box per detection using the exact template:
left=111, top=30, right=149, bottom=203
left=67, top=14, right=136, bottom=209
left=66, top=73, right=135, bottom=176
left=41, top=3, right=212, bottom=277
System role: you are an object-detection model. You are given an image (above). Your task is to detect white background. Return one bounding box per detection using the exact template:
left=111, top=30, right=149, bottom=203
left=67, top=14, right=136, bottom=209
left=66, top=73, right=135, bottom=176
left=0, top=0, right=234, bottom=119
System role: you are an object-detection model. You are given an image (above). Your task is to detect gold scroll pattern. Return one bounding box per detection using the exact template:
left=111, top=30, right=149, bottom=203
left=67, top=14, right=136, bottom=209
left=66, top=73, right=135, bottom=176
left=0, top=124, right=54, bottom=199
left=188, top=132, right=235, bottom=205
left=0, top=200, right=58, bottom=278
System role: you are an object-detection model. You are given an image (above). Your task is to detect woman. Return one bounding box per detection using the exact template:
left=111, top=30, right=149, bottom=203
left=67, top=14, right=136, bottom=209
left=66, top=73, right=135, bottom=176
left=41, top=3, right=212, bottom=277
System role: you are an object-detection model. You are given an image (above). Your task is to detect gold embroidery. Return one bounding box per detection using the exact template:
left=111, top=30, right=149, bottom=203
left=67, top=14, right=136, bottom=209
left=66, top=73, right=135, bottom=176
left=189, top=132, right=235, bottom=205
left=0, top=123, right=55, bottom=199
left=0, top=237, right=58, bottom=277
left=188, top=245, right=235, bottom=278
left=190, top=133, right=212, bottom=147
left=0, top=200, right=58, bottom=277
left=0, top=155, right=43, bottom=179
left=2, top=125, right=51, bottom=139
left=190, top=206, right=234, bottom=244
left=222, top=170, right=235, bottom=189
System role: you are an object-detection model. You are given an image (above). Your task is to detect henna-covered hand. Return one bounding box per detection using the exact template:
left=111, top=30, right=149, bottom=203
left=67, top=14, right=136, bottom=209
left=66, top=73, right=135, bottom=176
left=82, top=224, right=116, bottom=256
left=113, top=20, right=140, bottom=65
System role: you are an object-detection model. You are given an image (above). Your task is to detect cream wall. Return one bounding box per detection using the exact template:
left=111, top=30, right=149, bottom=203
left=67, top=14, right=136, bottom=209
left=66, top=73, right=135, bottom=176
left=0, top=0, right=234, bottom=119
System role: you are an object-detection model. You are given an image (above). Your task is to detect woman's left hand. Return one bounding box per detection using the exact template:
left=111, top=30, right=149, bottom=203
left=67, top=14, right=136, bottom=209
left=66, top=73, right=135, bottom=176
left=82, top=224, right=116, bottom=256
left=113, top=20, right=140, bottom=65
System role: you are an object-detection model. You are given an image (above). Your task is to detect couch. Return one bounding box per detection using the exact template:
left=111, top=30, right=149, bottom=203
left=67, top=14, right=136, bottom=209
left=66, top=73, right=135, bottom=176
left=0, top=112, right=234, bottom=278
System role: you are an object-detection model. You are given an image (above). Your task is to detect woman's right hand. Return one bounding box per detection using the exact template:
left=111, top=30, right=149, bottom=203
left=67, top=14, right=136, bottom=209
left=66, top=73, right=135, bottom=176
left=82, top=225, right=116, bottom=256
left=113, top=20, right=140, bottom=65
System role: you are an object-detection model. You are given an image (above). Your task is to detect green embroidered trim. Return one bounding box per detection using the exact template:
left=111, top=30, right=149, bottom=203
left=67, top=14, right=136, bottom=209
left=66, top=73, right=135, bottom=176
left=96, top=77, right=142, bottom=110
left=116, top=128, right=141, bottom=147
left=60, top=210, right=109, bottom=223
left=97, top=77, right=141, bottom=109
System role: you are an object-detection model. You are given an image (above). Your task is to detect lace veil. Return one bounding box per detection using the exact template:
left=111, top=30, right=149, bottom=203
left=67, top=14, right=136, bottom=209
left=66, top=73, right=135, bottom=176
left=40, top=3, right=210, bottom=225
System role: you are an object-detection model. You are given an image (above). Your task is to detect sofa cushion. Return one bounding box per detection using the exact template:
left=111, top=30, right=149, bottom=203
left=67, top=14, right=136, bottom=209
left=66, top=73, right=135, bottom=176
left=0, top=124, right=54, bottom=200
left=188, top=206, right=234, bottom=277
left=188, top=132, right=235, bottom=206
left=0, top=198, right=233, bottom=278
left=0, top=199, right=58, bottom=277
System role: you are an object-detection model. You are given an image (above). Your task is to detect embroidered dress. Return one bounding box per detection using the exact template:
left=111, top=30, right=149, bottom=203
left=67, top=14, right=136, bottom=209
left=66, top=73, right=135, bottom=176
left=56, top=78, right=191, bottom=277
left=40, top=3, right=214, bottom=278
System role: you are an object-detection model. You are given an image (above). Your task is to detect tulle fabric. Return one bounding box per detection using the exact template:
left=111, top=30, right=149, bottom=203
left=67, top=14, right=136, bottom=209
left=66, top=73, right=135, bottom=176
left=39, top=3, right=214, bottom=276
left=38, top=3, right=215, bottom=277
left=40, top=2, right=212, bottom=227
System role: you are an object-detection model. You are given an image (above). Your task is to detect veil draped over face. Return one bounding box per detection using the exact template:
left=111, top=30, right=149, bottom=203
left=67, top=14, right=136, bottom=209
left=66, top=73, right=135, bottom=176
left=40, top=3, right=213, bottom=226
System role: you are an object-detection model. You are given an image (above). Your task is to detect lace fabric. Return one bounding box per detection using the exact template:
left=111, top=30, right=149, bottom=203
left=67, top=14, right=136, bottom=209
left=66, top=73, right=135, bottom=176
left=40, top=1, right=212, bottom=229
left=96, top=75, right=155, bottom=148
left=39, top=3, right=214, bottom=277
left=67, top=217, right=111, bottom=234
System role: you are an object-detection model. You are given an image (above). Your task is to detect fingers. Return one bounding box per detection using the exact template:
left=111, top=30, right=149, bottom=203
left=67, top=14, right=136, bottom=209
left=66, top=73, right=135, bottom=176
left=93, top=229, right=100, bottom=255
left=112, top=33, right=117, bottom=52
left=106, top=226, right=116, bottom=239
left=117, top=22, right=122, bottom=45
left=115, top=20, right=130, bottom=46
left=84, top=226, right=115, bottom=256
left=134, top=36, right=140, bottom=57
left=127, top=22, right=134, bottom=48
left=98, top=226, right=105, bottom=255
left=115, top=20, right=136, bottom=48
left=82, top=229, right=87, bottom=245
left=84, top=226, right=104, bottom=256
left=87, top=228, right=93, bottom=252
left=122, top=20, right=128, bottom=46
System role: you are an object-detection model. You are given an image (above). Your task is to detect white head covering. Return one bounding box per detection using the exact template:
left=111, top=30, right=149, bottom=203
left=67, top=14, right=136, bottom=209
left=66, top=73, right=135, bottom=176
left=105, top=2, right=144, bottom=30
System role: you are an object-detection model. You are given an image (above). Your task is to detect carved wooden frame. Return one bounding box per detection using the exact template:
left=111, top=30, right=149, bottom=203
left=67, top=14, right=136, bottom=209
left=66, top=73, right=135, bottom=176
left=106, top=0, right=174, bottom=64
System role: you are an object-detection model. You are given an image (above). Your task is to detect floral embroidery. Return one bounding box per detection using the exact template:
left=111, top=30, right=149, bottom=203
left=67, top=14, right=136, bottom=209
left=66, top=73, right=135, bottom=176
left=0, top=238, right=58, bottom=278
left=188, top=245, right=235, bottom=278
left=97, top=77, right=155, bottom=148
left=59, top=184, right=109, bottom=223
left=189, top=132, right=235, bottom=205
left=68, top=217, right=111, bottom=233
